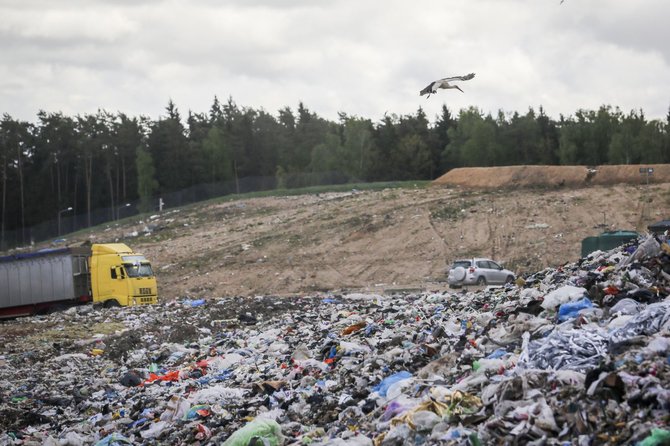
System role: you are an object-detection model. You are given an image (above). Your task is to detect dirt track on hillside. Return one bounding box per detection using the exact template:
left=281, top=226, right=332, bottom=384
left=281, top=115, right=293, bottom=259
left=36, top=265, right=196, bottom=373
left=30, top=165, right=670, bottom=300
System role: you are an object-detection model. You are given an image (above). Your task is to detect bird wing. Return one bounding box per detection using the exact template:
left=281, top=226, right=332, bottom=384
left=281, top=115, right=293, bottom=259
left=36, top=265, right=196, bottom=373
left=437, top=73, right=476, bottom=83
left=419, top=81, right=436, bottom=96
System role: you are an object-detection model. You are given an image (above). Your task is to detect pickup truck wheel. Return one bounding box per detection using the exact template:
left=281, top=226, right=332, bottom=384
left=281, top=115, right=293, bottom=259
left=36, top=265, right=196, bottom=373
left=476, top=276, right=487, bottom=286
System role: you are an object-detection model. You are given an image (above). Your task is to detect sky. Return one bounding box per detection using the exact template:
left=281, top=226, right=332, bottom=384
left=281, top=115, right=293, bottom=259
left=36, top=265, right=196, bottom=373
left=1, top=0, right=670, bottom=124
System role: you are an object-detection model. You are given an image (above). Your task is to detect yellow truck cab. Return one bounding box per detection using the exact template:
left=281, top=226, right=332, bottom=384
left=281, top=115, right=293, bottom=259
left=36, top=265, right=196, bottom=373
left=90, top=243, right=158, bottom=307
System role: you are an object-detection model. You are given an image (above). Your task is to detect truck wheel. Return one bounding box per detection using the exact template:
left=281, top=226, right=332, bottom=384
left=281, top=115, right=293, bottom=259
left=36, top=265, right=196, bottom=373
left=104, top=299, right=121, bottom=308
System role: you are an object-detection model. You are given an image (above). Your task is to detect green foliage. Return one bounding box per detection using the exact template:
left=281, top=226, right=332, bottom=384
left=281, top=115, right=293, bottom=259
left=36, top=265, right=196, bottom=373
left=1, top=96, right=670, bottom=247
left=430, top=200, right=475, bottom=220
left=136, top=145, right=158, bottom=213
left=148, top=100, right=191, bottom=193
left=202, top=125, right=233, bottom=183
left=275, top=165, right=287, bottom=190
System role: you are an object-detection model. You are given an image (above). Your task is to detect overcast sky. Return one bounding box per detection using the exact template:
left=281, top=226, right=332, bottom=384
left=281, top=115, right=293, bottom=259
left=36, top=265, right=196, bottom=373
left=2, top=0, right=669, bottom=124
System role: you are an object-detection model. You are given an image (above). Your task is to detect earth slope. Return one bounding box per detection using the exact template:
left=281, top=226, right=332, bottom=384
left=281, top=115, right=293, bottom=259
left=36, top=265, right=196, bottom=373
left=71, top=165, right=670, bottom=300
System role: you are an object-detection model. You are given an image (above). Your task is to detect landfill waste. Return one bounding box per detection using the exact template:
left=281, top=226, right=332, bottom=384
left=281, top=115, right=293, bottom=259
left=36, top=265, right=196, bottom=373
left=638, top=428, right=670, bottom=446
left=221, top=419, right=284, bottom=446
left=372, top=371, right=413, bottom=397
left=557, top=296, right=593, bottom=322
left=0, top=232, right=669, bottom=444
left=93, top=433, right=134, bottom=446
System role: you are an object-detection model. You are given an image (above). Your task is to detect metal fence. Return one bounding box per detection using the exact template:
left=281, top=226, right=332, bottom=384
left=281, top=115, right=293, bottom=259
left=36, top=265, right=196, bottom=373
left=1, top=171, right=352, bottom=251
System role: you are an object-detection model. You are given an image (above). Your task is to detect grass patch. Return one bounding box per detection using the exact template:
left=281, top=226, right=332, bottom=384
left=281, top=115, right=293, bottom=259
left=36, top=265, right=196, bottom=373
left=28, top=321, right=127, bottom=344
left=47, top=181, right=430, bottom=244
left=430, top=200, right=476, bottom=220
left=344, top=214, right=373, bottom=228
left=209, top=181, right=432, bottom=203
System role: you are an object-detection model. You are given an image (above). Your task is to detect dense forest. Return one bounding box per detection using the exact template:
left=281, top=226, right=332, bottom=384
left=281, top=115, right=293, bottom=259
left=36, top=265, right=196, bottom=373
left=1, top=96, right=670, bottom=248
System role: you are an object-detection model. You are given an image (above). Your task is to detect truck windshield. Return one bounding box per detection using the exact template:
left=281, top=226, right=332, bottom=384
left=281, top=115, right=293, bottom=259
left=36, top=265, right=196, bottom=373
left=122, top=255, right=148, bottom=263
left=123, top=262, right=154, bottom=278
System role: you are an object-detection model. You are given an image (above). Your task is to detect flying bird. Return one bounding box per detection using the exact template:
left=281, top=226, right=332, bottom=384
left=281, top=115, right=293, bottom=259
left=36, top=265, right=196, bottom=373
left=419, top=73, right=476, bottom=98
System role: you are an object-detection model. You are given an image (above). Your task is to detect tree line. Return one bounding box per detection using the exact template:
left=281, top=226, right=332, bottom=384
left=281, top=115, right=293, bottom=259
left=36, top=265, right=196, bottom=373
left=2, top=96, right=669, bottom=247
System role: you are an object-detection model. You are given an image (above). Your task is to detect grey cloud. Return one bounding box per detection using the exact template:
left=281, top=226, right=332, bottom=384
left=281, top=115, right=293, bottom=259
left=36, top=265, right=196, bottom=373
left=1, top=0, right=669, bottom=122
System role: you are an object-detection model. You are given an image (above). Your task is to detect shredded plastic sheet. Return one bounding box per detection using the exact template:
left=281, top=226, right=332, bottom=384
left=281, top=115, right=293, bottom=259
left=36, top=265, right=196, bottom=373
left=609, top=297, right=644, bottom=315
left=609, top=302, right=670, bottom=348
left=517, top=327, right=609, bottom=372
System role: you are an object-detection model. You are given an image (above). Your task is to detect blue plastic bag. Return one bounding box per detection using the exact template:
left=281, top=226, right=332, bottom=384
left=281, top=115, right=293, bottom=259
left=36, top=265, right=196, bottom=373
left=486, top=348, right=508, bottom=359
left=372, top=371, right=412, bottom=397
left=557, top=297, right=593, bottom=322
left=94, top=434, right=133, bottom=446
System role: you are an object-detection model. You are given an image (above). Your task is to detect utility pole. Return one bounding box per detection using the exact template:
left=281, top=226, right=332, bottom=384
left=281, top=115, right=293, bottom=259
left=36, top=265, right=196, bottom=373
left=58, top=206, right=73, bottom=236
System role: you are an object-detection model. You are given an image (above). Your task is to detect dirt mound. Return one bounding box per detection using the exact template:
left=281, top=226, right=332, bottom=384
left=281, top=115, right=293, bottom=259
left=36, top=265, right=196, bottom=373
left=432, top=164, right=670, bottom=189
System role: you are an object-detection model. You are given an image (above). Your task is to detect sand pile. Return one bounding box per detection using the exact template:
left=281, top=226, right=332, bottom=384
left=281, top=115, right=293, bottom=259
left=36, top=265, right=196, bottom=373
left=433, top=164, right=670, bottom=188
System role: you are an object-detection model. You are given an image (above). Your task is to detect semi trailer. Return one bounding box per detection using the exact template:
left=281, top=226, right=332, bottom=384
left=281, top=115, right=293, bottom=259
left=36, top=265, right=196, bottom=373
left=0, top=243, right=158, bottom=318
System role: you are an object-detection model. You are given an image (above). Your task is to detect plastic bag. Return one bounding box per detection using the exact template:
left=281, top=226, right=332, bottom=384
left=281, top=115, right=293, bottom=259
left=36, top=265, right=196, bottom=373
left=94, top=434, right=133, bottom=446
left=372, top=371, right=412, bottom=397
left=411, top=410, right=441, bottom=432
left=609, top=298, right=642, bottom=315
left=160, top=395, right=190, bottom=422
left=381, top=400, right=410, bottom=421
left=638, top=428, right=670, bottom=446
left=140, top=421, right=169, bottom=439
left=183, top=404, right=210, bottom=420
left=541, top=286, right=587, bottom=310
left=557, top=297, right=593, bottom=322
left=618, top=235, right=661, bottom=268
left=221, top=419, right=284, bottom=446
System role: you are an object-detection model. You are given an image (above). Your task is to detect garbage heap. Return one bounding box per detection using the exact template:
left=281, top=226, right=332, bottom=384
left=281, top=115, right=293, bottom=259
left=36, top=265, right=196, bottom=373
left=1, top=234, right=670, bottom=446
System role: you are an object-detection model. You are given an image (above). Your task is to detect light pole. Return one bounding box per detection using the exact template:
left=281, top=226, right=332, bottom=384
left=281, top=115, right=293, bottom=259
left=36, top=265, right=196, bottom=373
left=58, top=206, right=72, bottom=236
left=117, top=203, right=130, bottom=221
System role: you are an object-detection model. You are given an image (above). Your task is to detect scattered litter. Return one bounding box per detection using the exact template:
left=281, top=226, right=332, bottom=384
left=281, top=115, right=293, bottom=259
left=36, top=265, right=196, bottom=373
left=1, top=233, right=669, bottom=444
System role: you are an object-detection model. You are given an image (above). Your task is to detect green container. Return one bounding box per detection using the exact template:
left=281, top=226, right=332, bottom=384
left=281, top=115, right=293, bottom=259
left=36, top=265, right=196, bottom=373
left=581, top=230, right=638, bottom=258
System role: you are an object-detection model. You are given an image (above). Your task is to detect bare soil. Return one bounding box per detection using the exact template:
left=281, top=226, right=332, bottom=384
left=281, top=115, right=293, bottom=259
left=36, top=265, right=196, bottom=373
left=44, top=165, right=670, bottom=300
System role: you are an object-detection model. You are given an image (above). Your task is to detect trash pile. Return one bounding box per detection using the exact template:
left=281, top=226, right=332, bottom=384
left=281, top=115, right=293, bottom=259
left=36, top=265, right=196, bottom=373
left=1, top=233, right=670, bottom=445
